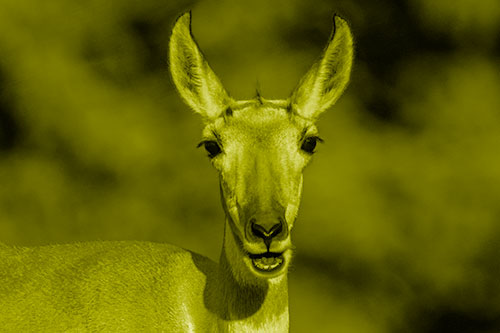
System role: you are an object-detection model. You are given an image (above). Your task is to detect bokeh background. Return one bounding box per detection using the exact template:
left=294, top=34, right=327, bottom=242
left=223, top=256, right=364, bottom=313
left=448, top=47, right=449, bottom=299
left=1, top=0, right=499, bottom=331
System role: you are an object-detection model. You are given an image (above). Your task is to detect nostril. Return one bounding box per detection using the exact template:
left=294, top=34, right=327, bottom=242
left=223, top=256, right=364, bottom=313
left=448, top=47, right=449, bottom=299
left=251, top=222, right=267, bottom=239
left=251, top=221, right=284, bottom=240
left=269, top=221, right=283, bottom=237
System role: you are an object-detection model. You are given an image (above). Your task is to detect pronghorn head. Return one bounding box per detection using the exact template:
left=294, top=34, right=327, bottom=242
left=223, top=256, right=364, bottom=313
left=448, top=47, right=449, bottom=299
left=169, top=12, right=353, bottom=280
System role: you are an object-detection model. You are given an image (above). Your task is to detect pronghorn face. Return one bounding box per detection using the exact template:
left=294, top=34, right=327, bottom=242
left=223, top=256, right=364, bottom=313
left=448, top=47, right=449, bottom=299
left=198, top=100, right=321, bottom=276
left=169, top=12, right=353, bottom=278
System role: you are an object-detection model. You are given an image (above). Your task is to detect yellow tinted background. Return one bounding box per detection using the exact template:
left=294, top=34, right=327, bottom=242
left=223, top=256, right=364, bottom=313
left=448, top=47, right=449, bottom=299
left=1, top=0, right=499, bottom=331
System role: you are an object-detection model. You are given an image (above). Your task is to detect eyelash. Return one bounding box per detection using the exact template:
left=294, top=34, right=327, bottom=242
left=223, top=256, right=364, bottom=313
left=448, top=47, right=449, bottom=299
left=300, top=136, right=323, bottom=154
left=197, top=140, right=222, bottom=158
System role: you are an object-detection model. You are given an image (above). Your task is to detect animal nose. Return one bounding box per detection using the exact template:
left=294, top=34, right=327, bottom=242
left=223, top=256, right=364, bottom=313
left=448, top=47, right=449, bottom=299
left=249, top=218, right=286, bottom=247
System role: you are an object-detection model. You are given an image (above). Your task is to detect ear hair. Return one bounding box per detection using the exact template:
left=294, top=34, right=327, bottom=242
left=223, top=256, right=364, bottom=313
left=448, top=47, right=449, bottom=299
left=169, top=12, right=231, bottom=120
left=290, top=14, right=354, bottom=120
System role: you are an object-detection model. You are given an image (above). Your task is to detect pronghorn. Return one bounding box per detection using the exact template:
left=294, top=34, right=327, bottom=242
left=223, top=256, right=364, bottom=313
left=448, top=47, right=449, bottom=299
left=0, top=11, right=353, bottom=332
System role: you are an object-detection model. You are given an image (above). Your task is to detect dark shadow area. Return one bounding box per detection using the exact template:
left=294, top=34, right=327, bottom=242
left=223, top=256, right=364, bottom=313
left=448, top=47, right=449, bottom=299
left=410, top=305, right=500, bottom=333
left=295, top=252, right=381, bottom=295
left=190, top=249, right=269, bottom=321
left=0, top=68, right=22, bottom=152
left=128, top=17, right=170, bottom=74
left=297, top=249, right=500, bottom=332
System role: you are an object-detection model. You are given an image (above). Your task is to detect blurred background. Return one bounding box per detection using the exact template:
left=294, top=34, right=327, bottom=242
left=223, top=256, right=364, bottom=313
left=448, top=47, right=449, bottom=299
left=1, top=0, right=499, bottom=331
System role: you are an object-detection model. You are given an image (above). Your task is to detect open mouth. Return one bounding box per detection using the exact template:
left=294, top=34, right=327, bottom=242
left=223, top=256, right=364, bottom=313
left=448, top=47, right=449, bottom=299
left=248, top=252, right=285, bottom=273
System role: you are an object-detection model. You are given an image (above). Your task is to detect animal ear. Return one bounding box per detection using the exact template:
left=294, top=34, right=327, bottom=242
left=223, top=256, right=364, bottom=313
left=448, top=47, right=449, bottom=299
left=290, top=15, right=354, bottom=120
left=169, top=12, right=230, bottom=120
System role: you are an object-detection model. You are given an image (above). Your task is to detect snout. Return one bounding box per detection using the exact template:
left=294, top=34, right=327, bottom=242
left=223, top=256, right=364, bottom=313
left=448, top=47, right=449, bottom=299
left=242, top=212, right=292, bottom=275
left=246, top=214, right=288, bottom=249
left=219, top=167, right=298, bottom=276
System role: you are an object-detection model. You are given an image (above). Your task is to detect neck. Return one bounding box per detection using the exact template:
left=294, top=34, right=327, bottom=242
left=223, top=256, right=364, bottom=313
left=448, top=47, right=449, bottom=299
left=210, top=218, right=289, bottom=331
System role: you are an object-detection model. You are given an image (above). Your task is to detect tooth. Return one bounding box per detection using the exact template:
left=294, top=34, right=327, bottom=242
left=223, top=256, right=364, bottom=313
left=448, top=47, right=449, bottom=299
left=252, top=255, right=284, bottom=272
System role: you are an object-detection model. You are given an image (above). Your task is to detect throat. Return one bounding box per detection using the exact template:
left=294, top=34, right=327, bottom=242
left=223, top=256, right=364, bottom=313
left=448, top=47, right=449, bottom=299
left=211, top=223, right=289, bottom=330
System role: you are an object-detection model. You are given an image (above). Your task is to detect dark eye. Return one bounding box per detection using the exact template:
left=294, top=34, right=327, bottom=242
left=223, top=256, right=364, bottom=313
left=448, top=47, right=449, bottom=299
left=198, top=140, right=222, bottom=158
left=301, top=136, right=322, bottom=154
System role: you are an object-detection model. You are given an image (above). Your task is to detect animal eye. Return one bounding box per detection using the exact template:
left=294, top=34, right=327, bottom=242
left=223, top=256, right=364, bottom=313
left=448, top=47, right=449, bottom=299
left=301, top=136, right=322, bottom=154
left=199, top=140, right=222, bottom=158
